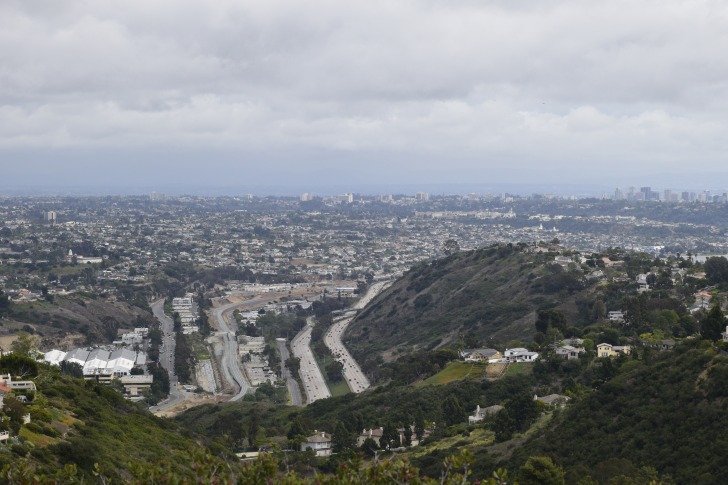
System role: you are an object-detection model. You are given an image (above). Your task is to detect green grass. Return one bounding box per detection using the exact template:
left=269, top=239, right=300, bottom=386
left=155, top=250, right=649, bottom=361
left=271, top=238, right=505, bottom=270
left=422, top=361, right=489, bottom=385
left=504, top=363, right=532, bottom=377
left=311, top=348, right=351, bottom=397
left=328, top=379, right=351, bottom=397
left=187, top=333, right=211, bottom=360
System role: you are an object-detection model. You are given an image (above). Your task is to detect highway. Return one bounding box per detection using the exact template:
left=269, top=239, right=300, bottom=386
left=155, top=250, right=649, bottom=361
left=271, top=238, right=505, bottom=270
left=149, top=299, right=186, bottom=414
left=276, top=338, right=303, bottom=406
left=291, top=316, right=331, bottom=403
left=323, top=281, right=390, bottom=394
left=210, top=298, right=262, bottom=401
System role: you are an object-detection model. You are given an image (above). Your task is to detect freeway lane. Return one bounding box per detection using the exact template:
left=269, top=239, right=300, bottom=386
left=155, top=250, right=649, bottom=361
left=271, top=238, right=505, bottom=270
left=323, top=281, right=390, bottom=394
left=276, top=338, right=303, bottom=406
left=149, top=299, right=186, bottom=414
left=291, top=316, right=331, bottom=403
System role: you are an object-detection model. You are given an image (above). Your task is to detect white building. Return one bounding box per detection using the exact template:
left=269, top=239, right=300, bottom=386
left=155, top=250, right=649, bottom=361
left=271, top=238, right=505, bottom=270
left=301, top=431, right=332, bottom=456
left=504, top=348, right=539, bottom=362
left=43, top=349, right=67, bottom=366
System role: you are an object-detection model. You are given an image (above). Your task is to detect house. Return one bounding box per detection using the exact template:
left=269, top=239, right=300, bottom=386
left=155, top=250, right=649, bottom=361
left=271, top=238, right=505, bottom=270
left=301, top=431, right=332, bottom=456
left=357, top=427, right=384, bottom=448
left=0, top=374, right=36, bottom=393
left=468, top=404, right=503, bottom=424
left=554, top=345, right=585, bottom=360
left=504, top=348, right=539, bottom=362
left=721, top=325, right=728, bottom=343
left=596, top=343, right=631, bottom=358
left=608, top=311, right=625, bottom=323
left=535, top=394, right=570, bottom=407
left=459, top=348, right=502, bottom=362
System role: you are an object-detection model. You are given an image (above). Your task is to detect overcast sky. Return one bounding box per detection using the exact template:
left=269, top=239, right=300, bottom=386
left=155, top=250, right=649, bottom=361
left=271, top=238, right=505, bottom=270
left=2, top=0, right=728, bottom=194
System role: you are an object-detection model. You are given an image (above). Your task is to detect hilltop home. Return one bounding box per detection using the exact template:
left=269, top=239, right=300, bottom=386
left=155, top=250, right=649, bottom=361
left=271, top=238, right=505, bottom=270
left=596, top=343, right=631, bottom=358
left=722, top=325, right=728, bottom=343
left=301, top=431, right=332, bottom=457
left=459, top=348, right=502, bottom=362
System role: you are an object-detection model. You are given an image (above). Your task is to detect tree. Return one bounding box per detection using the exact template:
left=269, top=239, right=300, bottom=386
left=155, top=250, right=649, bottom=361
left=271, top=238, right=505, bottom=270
left=591, top=300, right=606, bottom=322
left=287, top=416, right=308, bottom=444
left=0, top=353, right=39, bottom=378
left=519, top=456, right=566, bottom=485
left=332, top=421, right=356, bottom=453
left=701, top=303, right=725, bottom=341
left=325, top=360, right=344, bottom=382
left=247, top=409, right=260, bottom=448
left=380, top=423, right=401, bottom=450
left=442, top=395, right=466, bottom=426
left=402, top=426, right=413, bottom=447
left=492, top=409, right=515, bottom=442
left=704, top=257, right=728, bottom=285
left=414, top=411, right=426, bottom=444
left=535, top=309, right=567, bottom=334
left=0, top=290, right=9, bottom=316
left=360, top=437, right=379, bottom=456
left=505, top=393, right=540, bottom=432
left=10, top=332, right=39, bottom=358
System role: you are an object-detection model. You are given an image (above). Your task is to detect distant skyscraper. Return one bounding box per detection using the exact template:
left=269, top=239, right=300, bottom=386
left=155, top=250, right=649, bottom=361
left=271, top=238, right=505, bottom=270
left=300, top=193, right=313, bottom=202
left=44, top=211, right=56, bottom=223
left=614, top=188, right=624, bottom=200
left=415, top=192, right=429, bottom=202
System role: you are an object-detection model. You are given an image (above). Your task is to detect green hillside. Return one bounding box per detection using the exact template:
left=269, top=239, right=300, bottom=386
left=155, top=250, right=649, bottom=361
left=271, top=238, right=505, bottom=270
left=347, top=244, right=589, bottom=363
left=0, top=361, right=221, bottom=482
left=508, top=340, right=728, bottom=483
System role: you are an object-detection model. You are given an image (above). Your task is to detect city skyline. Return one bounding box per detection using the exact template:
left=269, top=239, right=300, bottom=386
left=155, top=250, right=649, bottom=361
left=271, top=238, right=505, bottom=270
left=3, top=1, right=728, bottom=191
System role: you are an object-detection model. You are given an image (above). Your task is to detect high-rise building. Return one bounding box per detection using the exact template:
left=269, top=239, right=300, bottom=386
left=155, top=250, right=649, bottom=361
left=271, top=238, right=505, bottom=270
left=614, top=188, right=624, bottom=200
left=300, top=193, right=313, bottom=202
left=44, top=211, right=56, bottom=223
left=415, top=192, right=429, bottom=202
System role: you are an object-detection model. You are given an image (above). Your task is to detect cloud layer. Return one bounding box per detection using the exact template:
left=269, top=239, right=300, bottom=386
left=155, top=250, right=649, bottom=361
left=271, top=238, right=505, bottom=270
left=2, top=0, right=728, bottom=189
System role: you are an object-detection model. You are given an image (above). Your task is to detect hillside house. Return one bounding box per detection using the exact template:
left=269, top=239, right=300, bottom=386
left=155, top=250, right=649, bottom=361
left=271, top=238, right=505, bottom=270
left=0, top=374, right=36, bottom=393
left=357, top=427, right=384, bottom=448
left=468, top=404, right=503, bottom=424
left=459, top=348, right=502, bottom=362
left=504, top=348, right=539, bottom=362
left=554, top=345, right=585, bottom=360
left=722, top=325, right=728, bottom=343
left=301, top=431, right=332, bottom=456
left=596, top=343, right=631, bottom=358
left=608, top=311, right=625, bottom=323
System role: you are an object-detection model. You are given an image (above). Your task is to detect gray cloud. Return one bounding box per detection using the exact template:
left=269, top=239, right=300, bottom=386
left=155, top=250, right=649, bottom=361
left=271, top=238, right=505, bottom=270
left=2, top=0, right=728, bottom=191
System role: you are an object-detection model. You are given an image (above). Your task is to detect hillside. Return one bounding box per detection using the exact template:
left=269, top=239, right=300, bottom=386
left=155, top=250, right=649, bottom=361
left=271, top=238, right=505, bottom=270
left=508, top=340, right=728, bottom=483
left=347, top=244, right=589, bottom=362
left=0, top=360, right=220, bottom=482
left=1, top=295, right=156, bottom=348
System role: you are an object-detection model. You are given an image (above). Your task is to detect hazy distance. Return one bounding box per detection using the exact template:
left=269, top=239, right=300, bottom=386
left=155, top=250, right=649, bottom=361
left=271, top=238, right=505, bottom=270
left=2, top=1, right=728, bottom=195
